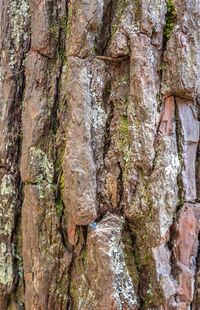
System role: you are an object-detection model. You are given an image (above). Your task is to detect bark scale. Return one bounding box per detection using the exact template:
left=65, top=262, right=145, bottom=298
left=0, top=0, right=200, bottom=309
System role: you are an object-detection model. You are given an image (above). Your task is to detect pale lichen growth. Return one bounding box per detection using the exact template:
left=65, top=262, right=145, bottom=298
left=0, top=242, right=13, bottom=286
left=92, top=104, right=105, bottom=130
left=9, top=0, right=30, bottom=45
left=109, top=231, right=138, bottom=309
left=1, top=175, right=13, bottom=196
left=0, top=175, right=17, bottom=286
left=0, top=175, right=16, bottom=235
left=164, top=147, right=180, bottom=180
left=91, top=72, right=106, bottom=133
left=29, top=147, right=54, bottom=184
left=7, top=0, right=30, bottom=67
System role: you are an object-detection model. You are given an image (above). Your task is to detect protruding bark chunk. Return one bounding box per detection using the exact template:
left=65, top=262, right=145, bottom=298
left=176, top=98, right=199, bottom=201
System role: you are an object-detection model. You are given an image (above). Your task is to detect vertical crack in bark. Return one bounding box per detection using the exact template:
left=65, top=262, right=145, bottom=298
left=196, top=127, right=200, bottom=202
left=67, top=226, right=89, bottom=310
left=9, top=67, right=27, bottom=307
left=103, top=100, right=114, bottom=161
left=95, top=0, right=117, bottom=56
left=174, top=96, right=184, bottom=207
left=117, top=161, right=123, bottom=213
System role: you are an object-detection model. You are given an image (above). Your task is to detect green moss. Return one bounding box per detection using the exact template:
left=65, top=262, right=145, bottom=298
left=160, top=63, right=166, bottom=72
left=110, top=0, right=129, bottom=37
left=55, top=160, right=60, bottom=174
left=114, top=101, right=119, bottom=108
left=50, top=24, right=59, bottom=41
left=130, top=171, right=154, bottom=227
left=69, top=264, right=88, bottom=310
left=123, top=98, right=129, bottom=111
left=19, top=99, right=23, bottom=110
left=144, top=252, right=150, bottom=264
left=135, top=118, right=140, bottom=128
left=177, top=152, right=184, bottom=206
left=177, top=179, right=184, bottom=206
left=60, top=173, right=64, bottom=196
left=59, top=15, right=68, bottom=35
left=141, top=176, right=151, bottom=209
left=134, top=0, right=140, bottom=15
left=117, top=116, right=129, bottom=152
left=97, top=192, right=105, bottom=204
left=50, top=8, right=68, bottom=42
left=142, top=281, right=163, bottom=308
left=134, top=246, right=141, bottom=270
left=142, top=232, right=147, bottom=239
left=122, top=226, right=139, bottom=292
left=105, top=80, right=111, bottom=95
left=82, top=248, right=87, bottom=269
left=120, top=116, right=129, bottom=143
left=56, top=201, right=64, bottom=218
left=58, top=47, right=66, bottom=61
left=55, top=274, right=68, bottom=302
left=18, top=132, right=23, bottom=140
left=164, top=0, right=176, bottom=39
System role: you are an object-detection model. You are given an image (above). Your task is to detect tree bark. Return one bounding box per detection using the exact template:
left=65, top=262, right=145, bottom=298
left=0, top=0, right=200, bottom=309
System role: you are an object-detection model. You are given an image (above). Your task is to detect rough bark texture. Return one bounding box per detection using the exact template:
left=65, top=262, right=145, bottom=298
left=0, top=0, right=200, bottom=309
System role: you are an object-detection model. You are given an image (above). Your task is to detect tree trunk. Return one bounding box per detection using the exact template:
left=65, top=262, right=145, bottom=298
left=0, top=0, right=200, bottom=309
